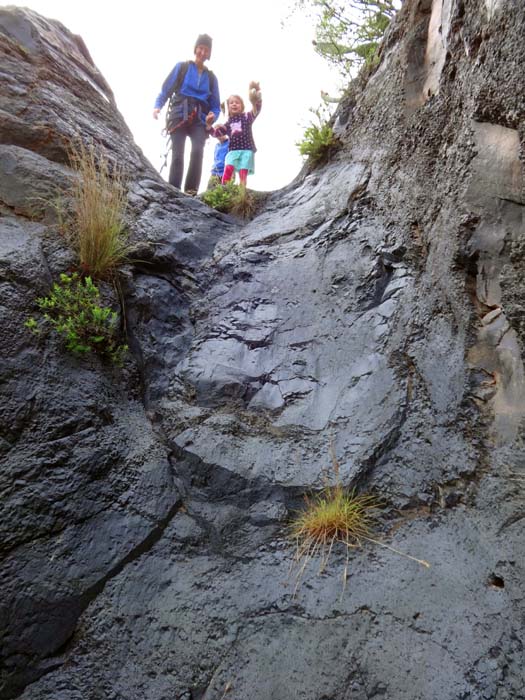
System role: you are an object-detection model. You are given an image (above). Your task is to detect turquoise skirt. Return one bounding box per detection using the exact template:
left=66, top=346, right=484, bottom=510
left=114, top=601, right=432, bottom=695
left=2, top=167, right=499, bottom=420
left=225, top=149, right=255, bottom=174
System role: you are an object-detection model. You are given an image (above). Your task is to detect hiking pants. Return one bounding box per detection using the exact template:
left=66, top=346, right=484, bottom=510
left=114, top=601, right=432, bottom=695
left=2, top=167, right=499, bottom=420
left=169, top=122, right=207, bottom=193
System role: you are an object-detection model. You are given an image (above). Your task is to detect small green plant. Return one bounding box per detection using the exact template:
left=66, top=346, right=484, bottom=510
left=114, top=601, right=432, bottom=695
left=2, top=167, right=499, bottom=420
left=200, top=181, right=242, bottom=212
left=63, top=140, right=131, bottom=278
left=200, top=181, right=258, bottom=219
left=289, top=451, right=430, bottom=591
left=296, top=105, right=339, bottom=164
left=24, top=317, right=39, bottom=332
left=26, top=272, right=128, bottom=364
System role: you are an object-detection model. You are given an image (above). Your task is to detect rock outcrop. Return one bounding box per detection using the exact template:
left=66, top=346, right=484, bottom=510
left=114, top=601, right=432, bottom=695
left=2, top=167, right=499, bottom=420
left=1, top=2, right=524, bottom=699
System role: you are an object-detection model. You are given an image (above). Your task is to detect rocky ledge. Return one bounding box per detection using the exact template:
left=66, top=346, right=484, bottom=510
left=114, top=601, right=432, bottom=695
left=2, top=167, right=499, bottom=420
left=1, top=2, right=524, bottom=699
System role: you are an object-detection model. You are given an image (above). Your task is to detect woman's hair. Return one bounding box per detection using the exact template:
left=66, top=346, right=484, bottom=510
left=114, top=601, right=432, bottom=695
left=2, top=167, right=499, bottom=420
left=227, top=94, right=245, bottom=116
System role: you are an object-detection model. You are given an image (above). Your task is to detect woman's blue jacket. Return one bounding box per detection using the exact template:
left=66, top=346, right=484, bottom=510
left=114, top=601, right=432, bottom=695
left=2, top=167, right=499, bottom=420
left=154, top=61, right=220, bottom=126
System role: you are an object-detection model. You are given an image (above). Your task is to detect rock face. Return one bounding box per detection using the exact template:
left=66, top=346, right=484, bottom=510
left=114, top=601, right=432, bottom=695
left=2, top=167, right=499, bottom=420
left=1, top=2, right=524, bottom=699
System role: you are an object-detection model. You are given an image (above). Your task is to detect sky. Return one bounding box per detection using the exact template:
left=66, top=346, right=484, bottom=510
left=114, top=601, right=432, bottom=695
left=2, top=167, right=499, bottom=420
left=7, top=0, right=342, bottom=192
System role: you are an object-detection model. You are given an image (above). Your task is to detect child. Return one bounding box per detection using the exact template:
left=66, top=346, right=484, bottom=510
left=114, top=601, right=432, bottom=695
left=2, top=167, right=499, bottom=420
left=206, top=81, right=262, bottom=188
left=207, top=135, right=229, bottom=189
left=207, top=103, right=229, bottom=189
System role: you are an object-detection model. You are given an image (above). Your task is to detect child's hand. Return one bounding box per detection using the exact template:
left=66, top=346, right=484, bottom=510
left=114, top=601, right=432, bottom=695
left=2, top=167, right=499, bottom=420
left=248, top=81, right=261, bottom=104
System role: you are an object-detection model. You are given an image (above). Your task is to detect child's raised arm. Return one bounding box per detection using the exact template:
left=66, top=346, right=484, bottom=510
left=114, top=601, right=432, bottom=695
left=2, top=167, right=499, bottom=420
left=248, top=81, right=262, bottom=117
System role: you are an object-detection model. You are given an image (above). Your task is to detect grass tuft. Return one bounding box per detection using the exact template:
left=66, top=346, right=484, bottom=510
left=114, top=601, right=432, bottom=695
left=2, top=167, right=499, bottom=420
left=291, top=486, right=379, bottom=583
left=229, top=186, right=258, bottom=219
left=64, top=140, right=130, bottom=278
left=290, top=451, right=430, bottom=592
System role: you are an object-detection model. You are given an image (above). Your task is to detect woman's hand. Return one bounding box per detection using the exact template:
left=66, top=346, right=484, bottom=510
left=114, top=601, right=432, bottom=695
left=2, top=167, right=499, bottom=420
left=153, top=108, right=161, bottom=120
left=205, top=111, right=216, bottom=127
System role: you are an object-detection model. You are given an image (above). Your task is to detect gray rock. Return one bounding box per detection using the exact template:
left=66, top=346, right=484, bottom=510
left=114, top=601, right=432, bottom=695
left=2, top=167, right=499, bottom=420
left=1, top=2, right=525, bottom=699
left=0, top=145, right=74, bottom=218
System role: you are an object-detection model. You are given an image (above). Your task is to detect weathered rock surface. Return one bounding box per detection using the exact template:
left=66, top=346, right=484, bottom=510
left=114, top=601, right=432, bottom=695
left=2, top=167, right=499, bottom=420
left=1, top=2, right=524, bottom=699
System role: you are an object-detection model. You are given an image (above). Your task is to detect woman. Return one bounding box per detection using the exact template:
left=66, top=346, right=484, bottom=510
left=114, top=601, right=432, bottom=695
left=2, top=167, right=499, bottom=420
left=153, top=34, right=220, bottom=194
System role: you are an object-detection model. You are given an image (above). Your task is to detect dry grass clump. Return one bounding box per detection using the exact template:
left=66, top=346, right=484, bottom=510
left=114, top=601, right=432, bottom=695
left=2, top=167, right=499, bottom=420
left=291, top=486, right=378, bottom=563
left=290, top=453, right=430, bottom=591
left=64, top=140, right=130, bottom=278
left=229, top=186, right=258, bottom=219
left=290, top=485, right=379, bottom=587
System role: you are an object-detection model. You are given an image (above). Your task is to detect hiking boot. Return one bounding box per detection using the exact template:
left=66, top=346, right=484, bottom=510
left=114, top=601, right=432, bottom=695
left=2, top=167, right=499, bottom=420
left=185, top=189, right=198, bottom=197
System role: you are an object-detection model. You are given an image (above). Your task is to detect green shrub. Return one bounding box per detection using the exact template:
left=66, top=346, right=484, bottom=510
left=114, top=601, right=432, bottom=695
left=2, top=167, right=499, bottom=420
left=63, top=141, right=131, bottom=278
left=26, top=272, right=128, bottom=364
left=200, top=181, right=242, bottom=212
left=296, top=106, right=339, bottom=164
left=200, top=181, right=258, bottom=219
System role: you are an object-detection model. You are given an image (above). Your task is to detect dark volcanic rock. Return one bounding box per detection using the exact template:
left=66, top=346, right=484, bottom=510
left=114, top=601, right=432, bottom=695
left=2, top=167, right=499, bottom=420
left=1, top=2, right=524, bottom=699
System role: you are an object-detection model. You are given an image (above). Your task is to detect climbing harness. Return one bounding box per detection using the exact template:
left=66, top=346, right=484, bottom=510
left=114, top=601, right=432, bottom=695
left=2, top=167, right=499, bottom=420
left=166, top=99, right=200, bottom=134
